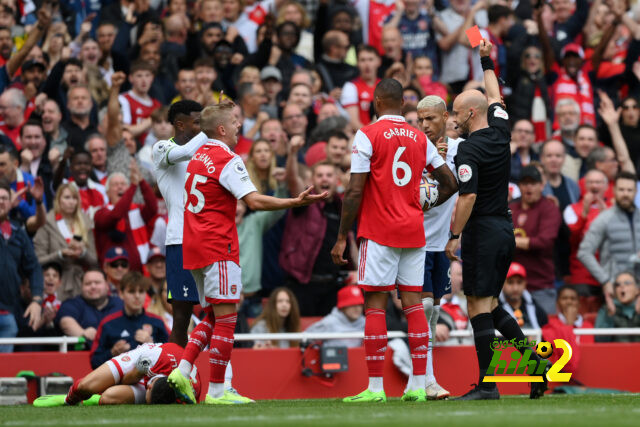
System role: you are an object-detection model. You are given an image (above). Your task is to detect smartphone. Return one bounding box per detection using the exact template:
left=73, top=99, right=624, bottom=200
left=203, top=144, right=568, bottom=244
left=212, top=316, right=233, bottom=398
left=73, top=235, right=82, bottom=242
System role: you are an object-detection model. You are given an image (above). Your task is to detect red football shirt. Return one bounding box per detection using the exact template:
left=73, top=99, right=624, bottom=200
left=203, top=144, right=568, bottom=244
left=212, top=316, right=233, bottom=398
left=118, top=90, right=161, bottom=143
left=351, top=115, right=445, bottom=248
left=341, top=77, right=380, bottom=126
left=182, top=140, right=257, bottom=270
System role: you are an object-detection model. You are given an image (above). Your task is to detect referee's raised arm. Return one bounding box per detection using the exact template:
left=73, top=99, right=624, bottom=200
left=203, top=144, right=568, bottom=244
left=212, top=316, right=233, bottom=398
left=479, top=39, right=502, bottom=107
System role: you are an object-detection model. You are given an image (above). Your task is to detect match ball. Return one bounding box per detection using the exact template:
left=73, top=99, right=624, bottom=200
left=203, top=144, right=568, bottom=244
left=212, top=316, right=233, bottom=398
left=420, top=175, right=439, bottom=210
left=536, top=341, right=553, bottom=359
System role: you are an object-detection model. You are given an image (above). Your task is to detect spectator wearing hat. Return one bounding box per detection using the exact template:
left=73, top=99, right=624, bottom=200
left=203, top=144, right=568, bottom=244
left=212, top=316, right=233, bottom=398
left=146, top=246, right=166, bottom=297
left=56, top=269, right=123, bottom=350
left=510, top=165, right=562, bottom=314
left=261, top=66, right=283, bottom=116
left=306, top=285, right=365, bottom=348
left=94, top=160, right=158, bottom=272
left=499, top=263, right=549, bottom=330
left=103, top=247, right=131, bottom=294
left=0, top=179, right=43, bottom=352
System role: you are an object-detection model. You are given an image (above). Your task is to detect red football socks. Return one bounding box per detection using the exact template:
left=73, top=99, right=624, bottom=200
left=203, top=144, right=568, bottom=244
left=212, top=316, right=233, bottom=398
left=364, top=308, right=387, bottom=378
left=65, top=379, right=91, bottom=405
left=182, top=313, right=215, bottom=366
left=209, top=313, right=237, bottom=384
left=404, top=303, right=429, bottom=376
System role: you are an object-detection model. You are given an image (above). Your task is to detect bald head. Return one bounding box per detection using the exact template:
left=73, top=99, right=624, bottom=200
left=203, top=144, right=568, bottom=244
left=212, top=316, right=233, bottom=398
left=451, top=89, right=489, bottom=134
left=455, top=90, right=488, bottom=115
left=374, top=78, right=403, bottom=114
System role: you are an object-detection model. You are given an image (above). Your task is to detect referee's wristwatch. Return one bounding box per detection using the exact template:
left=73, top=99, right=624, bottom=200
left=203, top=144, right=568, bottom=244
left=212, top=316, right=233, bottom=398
left=449, top=231, right=460, bottom=240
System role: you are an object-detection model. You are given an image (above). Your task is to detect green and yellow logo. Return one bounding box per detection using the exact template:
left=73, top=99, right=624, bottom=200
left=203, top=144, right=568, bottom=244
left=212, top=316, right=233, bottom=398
left=483, top=338, right=573, bottom=383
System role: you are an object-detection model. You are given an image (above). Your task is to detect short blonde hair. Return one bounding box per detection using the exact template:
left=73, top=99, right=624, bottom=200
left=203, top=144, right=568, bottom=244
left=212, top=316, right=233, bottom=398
left=200, top=103, right=235, bottom=135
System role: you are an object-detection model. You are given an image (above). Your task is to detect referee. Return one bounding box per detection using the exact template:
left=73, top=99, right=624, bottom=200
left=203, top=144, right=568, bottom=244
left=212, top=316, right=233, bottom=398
left=444, top=39, right=547, bottom=400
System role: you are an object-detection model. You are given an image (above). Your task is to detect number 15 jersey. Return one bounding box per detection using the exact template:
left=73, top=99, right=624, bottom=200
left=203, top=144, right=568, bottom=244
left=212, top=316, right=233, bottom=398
left=351, top=115, right=445, bottom=248
left=183, top=140, right=257, bottom=270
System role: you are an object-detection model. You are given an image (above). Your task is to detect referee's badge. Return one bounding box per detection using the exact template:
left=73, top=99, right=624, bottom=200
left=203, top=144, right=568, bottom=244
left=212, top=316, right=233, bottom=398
left=494, top=107, right=509, bottom=120
left=458, top=164, right=472, bottom=182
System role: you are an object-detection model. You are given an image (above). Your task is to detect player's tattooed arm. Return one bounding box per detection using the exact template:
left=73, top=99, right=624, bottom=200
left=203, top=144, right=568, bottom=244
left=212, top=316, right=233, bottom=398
left=431, top=164, right=458, bottom=207
left=331, top=173, right=368, bottom=265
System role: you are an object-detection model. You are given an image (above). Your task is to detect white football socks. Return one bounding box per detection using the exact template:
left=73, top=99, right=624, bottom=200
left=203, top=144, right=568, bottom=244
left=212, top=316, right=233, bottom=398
left=208, top=382, right=224, bottom=398
left=368, top=377, right=384, bottom=393
left=178, top=360, right=192, bottom=378
left=427, top=305, right=441, bottom=385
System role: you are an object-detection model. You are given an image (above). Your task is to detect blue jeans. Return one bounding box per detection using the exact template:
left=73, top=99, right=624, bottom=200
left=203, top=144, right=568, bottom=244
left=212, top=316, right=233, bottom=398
left=0, top=312, right=18, bottom=353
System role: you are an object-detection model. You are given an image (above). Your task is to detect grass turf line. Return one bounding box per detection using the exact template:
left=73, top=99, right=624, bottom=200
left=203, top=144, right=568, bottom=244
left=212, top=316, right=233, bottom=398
left=1, top=395, right=639, bottom=427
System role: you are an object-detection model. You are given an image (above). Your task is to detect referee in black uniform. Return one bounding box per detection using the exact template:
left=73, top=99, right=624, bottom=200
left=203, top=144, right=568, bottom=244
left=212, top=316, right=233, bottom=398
left=445, top=39, right=547, bottom=400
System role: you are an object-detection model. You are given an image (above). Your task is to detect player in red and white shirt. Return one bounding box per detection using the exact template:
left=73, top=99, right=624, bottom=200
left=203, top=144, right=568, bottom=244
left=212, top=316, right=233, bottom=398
left=341, top=45, right=382, bottom=130
left=33, top=343, right=201, bottom=407
left=331, top=79, right=458, bottom=402
left=167, top=103, right=326, bottom=405
left=118, top=61, right=162, bottom=144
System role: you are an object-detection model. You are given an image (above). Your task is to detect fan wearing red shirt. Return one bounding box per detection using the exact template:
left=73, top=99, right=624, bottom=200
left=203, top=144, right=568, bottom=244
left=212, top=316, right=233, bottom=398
left=167, top=103, right=326, bottom=405
left=341, top=45, right=382, bottom=131
left=118, top=61, right=161, bottom=145
left=331, top=79, right=458, bottom=402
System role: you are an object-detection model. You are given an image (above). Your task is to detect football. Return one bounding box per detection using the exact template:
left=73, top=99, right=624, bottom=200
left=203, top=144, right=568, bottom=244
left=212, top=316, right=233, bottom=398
left=536, top=341, right=553, bottom=359
left=420, top=175, right=439, bottom=210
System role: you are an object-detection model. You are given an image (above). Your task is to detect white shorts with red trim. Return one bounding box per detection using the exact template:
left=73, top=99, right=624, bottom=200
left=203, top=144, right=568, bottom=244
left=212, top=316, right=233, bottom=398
left=190, top=261, right=243, bottom=305
left=106, top=345, right=147, bottom=383
left=357, top=238, right=426, bottom=292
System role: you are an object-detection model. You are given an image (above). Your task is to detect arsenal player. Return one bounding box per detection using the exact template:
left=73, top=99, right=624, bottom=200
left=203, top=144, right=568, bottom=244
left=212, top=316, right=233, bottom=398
left=167, top=103, right=326, bottom=405
left=331, top=79, right=458, bottom=402
left=33, top=342, right=200, bottom=407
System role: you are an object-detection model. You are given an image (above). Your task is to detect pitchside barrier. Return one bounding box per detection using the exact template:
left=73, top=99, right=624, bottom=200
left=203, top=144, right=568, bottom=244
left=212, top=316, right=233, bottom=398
left=1, top=329, right=639, bottom=401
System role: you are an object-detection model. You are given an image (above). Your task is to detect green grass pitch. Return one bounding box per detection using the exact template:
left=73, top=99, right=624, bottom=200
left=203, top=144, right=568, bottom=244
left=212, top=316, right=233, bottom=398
left=1, top=394, right=638, bottom=426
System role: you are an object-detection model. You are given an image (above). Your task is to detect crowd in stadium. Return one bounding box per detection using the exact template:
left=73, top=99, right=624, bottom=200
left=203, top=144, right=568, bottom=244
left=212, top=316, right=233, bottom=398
left=1, top=0, right=640, bottom=363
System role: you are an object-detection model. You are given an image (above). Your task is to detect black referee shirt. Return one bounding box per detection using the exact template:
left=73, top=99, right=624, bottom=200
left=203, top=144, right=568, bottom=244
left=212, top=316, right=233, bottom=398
left=454, top=103, right=511, bottom=218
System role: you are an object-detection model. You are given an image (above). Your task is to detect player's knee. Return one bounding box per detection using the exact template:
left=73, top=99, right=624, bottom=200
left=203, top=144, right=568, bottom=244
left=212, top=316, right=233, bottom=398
left=77, top=377, right=97, bottom=394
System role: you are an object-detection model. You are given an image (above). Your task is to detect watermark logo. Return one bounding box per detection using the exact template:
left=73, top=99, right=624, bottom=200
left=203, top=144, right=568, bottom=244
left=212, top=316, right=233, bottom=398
left=483, top=338, right=573, bottom=383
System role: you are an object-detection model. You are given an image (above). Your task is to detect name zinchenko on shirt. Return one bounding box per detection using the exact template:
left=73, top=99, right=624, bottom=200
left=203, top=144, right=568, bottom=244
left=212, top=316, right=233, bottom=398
left=193, top=152, right=216, bottom=174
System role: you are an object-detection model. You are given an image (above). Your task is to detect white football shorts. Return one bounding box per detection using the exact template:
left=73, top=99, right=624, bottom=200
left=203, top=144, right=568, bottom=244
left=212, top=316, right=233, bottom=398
left=190, top=261, right=243, bottom=306
left=357, top=238, right=426, bottom=292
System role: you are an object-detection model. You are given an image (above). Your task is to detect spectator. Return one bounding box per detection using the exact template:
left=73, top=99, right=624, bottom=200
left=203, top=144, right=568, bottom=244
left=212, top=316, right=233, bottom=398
left=61, top=85, right=99, bottom=153
left=103, top=246, right=131, bottom=294
left=95, top=21, right=128, bottom=87
left=237, top=82, right=268, bottom=139
left=42, top=99, right=68, bottom=156
left=56, top=269, right=123, bottom=349
left=316, top=30, right=358, bottom=95
left=222, top=0, right=259, bottom=53
left=595, top=272, right=640, bottom=342
left=542, top=285, right=594, bottom=376
left=553, top=98, right=581, bottom=156
left=540, top=139, right=581, bottom=284
left=498, top=263, right=549, bottom=330
left=90, top=271, right=169, bottom=368
left=33, top=182, right=98, bottom=301
left=306, top=285, right=365, bottom=348
left=0, top=144, right=38, bottom=221
left=282, top=149, right=353, bottom=316
left=94, top=162, right=158, bottom=272
left=562, top=124, right=599, bottom=181
left=510, top=119, right=539, bottom=182
left=250, top=287, right=301, bottom=349
left=147, top=281, right=173, bottom=331
left=246, top=140, right=277, bottom=195
left=564, top=169, right=612, bottom=310
left=87, top=135, right=109, bottom=186
left=600, top=95, right=640, bottom=172
left=439, top=261, right=472, bottom=344
left=325, top=130, right=349, bottom=169
left=578, top=172, right=640, bottom=315
left=146, top=246, right=166, bottom=297
left=0, top=179, right=43, bottom=352
left=33, top=261, right=64, bottom=334
left=379, top=26, right=405, bottom=78
left=510, top=165, right=562, bottom=313
left=341, top=45, right=381, bottom=131
left=260, top=66, right=283, bottom=117
left=281, top=102, right=309, bottom=139
left=119, top=60, right=162, bottom=144
left=19, top=121, right=54, bottom=208
left=0, top=87, right=27, bottom=147
left=508, top=46, right=551, bottom=142
left=277, top=1, right=314, bottom=63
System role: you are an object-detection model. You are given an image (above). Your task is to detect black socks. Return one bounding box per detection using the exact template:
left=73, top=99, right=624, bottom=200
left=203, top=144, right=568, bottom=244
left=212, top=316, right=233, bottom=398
left=470, top=313, right=497, bottom=390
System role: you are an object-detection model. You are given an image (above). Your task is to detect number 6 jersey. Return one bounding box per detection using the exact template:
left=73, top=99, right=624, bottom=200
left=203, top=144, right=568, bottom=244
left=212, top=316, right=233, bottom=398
left=351, top=115, right=445, bottom=248
left=182, top=140, right=257, bottom=270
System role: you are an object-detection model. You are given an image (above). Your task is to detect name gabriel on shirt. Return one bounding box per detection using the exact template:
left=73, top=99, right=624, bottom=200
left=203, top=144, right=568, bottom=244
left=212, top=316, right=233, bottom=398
left=383, top=127, right=418, bottom=142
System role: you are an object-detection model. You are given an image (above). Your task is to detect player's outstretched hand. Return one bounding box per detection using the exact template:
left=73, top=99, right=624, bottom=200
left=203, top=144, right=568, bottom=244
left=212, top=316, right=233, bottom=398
left=479, top=39, right=492, bottom=58
left=295, top=186, right=328, bottom=207
left=445, top=238, right=461, bottom=262
left=331, top=238, right=348, bottom=266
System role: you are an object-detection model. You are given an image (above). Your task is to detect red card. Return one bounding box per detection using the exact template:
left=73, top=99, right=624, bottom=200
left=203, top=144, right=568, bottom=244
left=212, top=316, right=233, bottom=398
left=466, top=25, right=483, bottom=48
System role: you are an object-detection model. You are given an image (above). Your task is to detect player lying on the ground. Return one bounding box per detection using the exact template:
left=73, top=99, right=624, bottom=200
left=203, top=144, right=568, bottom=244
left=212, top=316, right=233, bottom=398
left=33, top=342, right=209, bottom=406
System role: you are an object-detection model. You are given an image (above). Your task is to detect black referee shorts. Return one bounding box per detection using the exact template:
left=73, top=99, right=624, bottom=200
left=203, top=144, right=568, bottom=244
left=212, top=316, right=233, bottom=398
left=461, top=216, right=515, bottom=298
